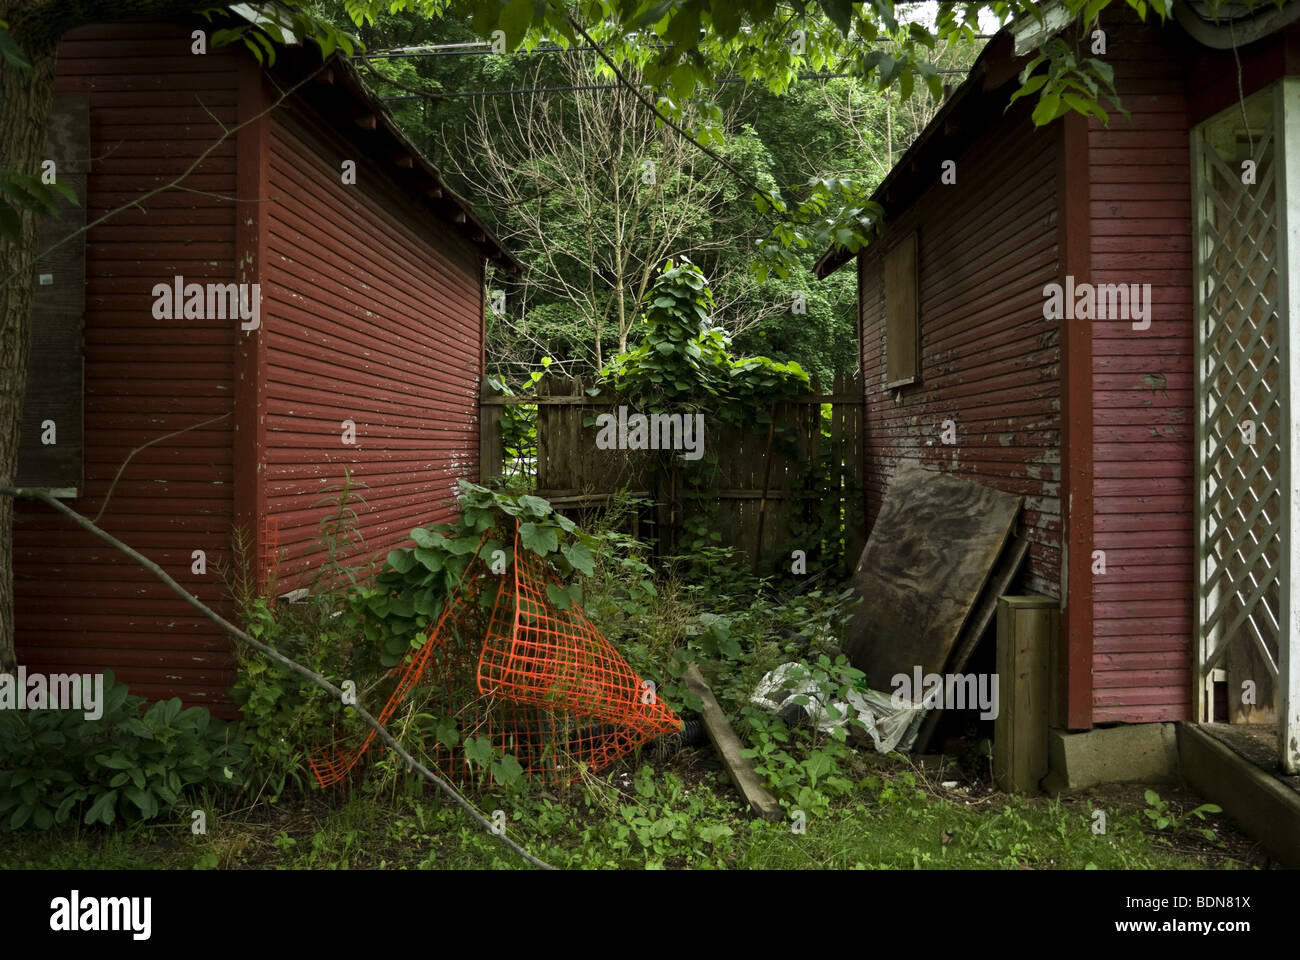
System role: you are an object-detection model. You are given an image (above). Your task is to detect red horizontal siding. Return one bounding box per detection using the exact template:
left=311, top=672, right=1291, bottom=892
left=1087, top=20, right=1195, bottom=723
left=14, top=23, right=242, bottom=713
left=15, top=22, right=490, bottom=718
left=262, top=103, right=484, bottom=585
left=859, top=98, right=1061, bottom=598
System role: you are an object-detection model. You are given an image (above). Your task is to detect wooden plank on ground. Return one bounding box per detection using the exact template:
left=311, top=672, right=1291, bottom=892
left=683, top=663, right=783, bottom=821
left=844, top=463, right=1022, bottom=694
left=912, top=535, right=1031, bottom=752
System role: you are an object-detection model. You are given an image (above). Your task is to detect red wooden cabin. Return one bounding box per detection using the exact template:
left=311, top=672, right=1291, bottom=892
left=13, top=14, right=519, bottom=716
left=818, top=1, right=1300, bottom=773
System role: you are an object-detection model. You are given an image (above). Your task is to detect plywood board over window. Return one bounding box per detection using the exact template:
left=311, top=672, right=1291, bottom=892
left=885, top=231, right=919, bottom=388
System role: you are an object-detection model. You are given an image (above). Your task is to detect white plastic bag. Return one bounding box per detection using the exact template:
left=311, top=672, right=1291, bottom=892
left=750, top=661, right=926, bottom=754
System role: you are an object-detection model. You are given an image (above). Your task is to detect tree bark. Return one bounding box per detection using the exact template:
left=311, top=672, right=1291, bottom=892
left=0, top=18, right=56, bottom=670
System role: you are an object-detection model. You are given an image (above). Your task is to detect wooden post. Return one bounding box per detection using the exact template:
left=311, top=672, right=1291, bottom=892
left=479, top=380, right=503, bottom=483
left=1056, top=108, right=1094, bottom=732
left=994, top=595, right=1057, bottom=794
left=752, top=405, right=777, bottom=573
left=683, top=664, right=783, bottom=821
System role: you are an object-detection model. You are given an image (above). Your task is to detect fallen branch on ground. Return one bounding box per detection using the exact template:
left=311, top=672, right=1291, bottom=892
left=0, top=485, right=555, bottom=870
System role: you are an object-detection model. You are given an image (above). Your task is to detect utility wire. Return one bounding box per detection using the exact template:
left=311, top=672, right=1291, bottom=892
left=362, top=35, right=995, bottom=58
left=380, top=69, right=970, bottom=101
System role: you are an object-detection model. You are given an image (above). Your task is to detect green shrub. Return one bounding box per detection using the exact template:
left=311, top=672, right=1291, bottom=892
left=0, top=671, right=244, bottom=830
left=230, top=475, right=376, bottom=798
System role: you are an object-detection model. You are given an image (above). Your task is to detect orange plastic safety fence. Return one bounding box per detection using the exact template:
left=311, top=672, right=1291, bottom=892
left=260, top=515, right=280, bottom=590
left=475, top=534, right=680, bottom=776
left=309, top=587, right=469, bottom=787
left=311, top=523, right=678, bottom=788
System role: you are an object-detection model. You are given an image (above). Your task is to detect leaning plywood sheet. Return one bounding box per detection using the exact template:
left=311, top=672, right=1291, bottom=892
left=845, top=463, right=1022, bottom=694
left=911, top=536, right=1030, bottom=753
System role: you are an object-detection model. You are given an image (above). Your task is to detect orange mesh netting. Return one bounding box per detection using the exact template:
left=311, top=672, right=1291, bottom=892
left=311, top=523, right=679, bottom=787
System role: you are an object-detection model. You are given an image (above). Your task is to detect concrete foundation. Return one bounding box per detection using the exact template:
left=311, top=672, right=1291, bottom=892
left=1042, top=722, right=1180, bottom=792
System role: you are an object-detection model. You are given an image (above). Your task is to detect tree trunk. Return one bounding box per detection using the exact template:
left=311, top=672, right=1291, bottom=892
left=0, top=23, right=57, bottom=671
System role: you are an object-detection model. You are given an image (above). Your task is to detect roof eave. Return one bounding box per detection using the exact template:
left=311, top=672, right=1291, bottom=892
left=230, top=2, right=522, bottom=275
left=815, top=29, right=1022, bottom=279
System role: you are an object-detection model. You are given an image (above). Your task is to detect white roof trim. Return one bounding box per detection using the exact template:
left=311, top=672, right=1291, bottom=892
left=1010, top=0, right=1074, bottom=56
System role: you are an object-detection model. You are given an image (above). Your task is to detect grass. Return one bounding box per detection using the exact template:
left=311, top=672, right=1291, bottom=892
left=0, top=506, right=1260, bottom=872
left=0, top=749, right=1252, bottom=871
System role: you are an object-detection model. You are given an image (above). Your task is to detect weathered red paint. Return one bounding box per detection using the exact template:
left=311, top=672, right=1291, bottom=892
left=843, top=6, right=1299, bottom=729
left=1087, top=21, right=1195, bottom=724
left=15, top=23, right=242, bottom=710
left=1058, top=109, right=1093, bottom=730
left=857, top=96, right=1063, bottom=601
left=14, top=21, right=495, bottom=715
left=260, top=102, right=484, bottom=587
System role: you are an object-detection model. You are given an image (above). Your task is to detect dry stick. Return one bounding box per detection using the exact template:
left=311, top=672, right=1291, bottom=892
left=1, top=61, right=327, bottom=292
left=92, top=412, right=231, bottom=524
left=0, top=485, right=556, bottom=871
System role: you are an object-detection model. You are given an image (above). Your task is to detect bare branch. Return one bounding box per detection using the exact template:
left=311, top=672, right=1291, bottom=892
left=91, top=411, right=232, bottom=524
left=0, top=485, right=556, bottom=871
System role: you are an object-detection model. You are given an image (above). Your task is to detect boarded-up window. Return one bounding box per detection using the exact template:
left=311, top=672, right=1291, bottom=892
left=17, top=93, right=88, bottom=492
left=884, top=231, right=919, bottom=387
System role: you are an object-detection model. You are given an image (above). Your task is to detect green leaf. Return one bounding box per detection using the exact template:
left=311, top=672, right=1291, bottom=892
left=697, top=823, right=734, bottom=844
left=386, top=549, right=417, bottom=574
left=1031, top=91, right=1061, bottom=126
left=95, top=753, right=135, bottom=770
left=1007, top=73, right=1048, bottom=105
left=819, top=0, right=855, bottom=35
left=84, top=790, right=118, bottom=825
left=498, top=0, right=535, bottom=48
left=491, top=752, right=523, bottom=787
left=518, top=522, right=558, bottom=555
left=0, top=24, right=31, bottom=71
left=410, top=527, right=441, bottom=549
left=435, top=716, right=459, bottom=748
left=124, top=786, right=158, bottom=819
left=545, top=583, right=572, bottom=610
left=560, top=541, right=595, bottom=576
left=463, top=735, right=491, bottom=768
left=710, top=2, right=742, bottom=39
left=516, top=494, right=551, bottom=518
left=412, top=547, right=443, bottom=572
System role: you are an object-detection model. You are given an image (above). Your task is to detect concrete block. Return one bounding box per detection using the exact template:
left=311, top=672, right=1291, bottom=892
left=1042, top=723, right=1180, bottom=792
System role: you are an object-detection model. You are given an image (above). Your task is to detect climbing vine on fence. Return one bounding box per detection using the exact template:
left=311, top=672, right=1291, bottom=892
left=601, top=256, right=809, bottom=420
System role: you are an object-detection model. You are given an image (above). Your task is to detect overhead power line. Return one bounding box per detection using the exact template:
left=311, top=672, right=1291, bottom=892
left=362, top=35, right=995, bottom=59
left=380, top=69, right=970, bottom=101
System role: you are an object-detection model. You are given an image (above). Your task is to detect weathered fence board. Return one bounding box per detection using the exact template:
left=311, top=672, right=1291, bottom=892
left=481, top=372, right=867, bottom=573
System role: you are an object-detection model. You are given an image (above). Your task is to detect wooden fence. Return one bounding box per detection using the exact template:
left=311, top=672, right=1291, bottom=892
left=480, top=372, right=867, bottom=574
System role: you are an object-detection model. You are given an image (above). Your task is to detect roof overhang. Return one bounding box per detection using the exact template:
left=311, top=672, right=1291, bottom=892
left=814, top=0, right=1300, bottom=280
left=228, top=3, right=522, bottom=275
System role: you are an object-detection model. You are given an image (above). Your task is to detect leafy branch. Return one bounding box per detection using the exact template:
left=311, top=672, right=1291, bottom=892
left=0, top=484, right=557, bottom=870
